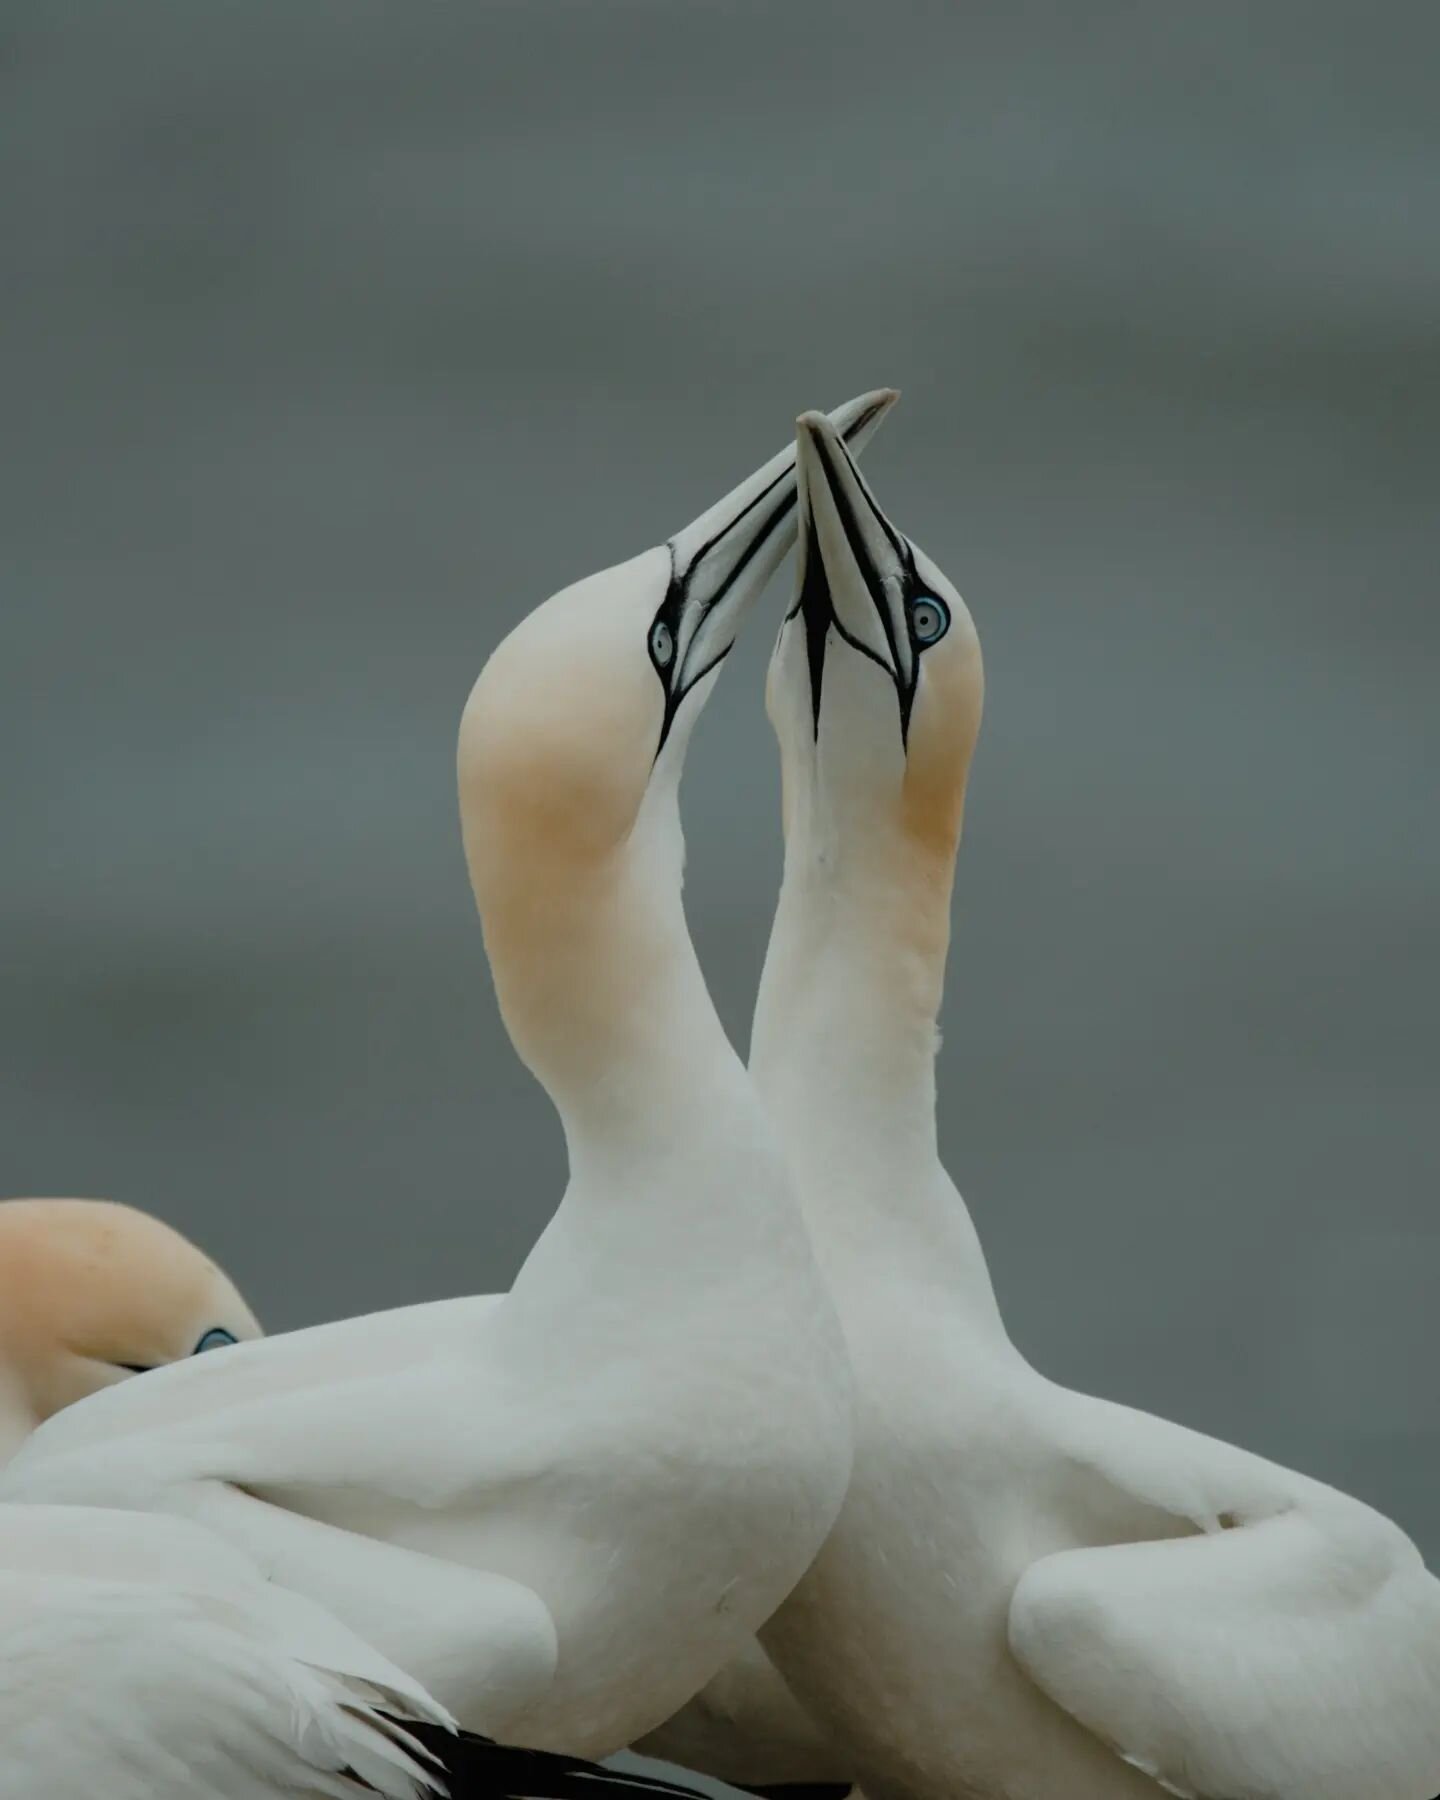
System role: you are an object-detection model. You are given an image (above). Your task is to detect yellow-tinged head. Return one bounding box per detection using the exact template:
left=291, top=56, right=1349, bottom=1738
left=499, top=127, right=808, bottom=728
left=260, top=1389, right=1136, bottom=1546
left=768, top=410, right=984, bottom=908
left=0, top=1197, right=260, bottom=1429
left=458, top=389, right=899, bottom=887
left=455, top=396, right=899, bottom=1092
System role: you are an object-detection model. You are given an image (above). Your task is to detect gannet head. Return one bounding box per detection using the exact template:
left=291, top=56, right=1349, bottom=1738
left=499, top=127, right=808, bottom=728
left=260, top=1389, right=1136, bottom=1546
left=458, top=391, right=898, bottom=897
left=0, top=1198, right=260, bottom=1428
left=768, top=409, right=983, bottom=880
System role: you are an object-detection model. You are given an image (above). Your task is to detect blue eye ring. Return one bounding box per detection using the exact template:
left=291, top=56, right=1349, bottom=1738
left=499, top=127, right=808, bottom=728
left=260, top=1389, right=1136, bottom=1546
left=649, top=618, right=675, bottom=668
left=909, top=594, right=950, bottom=647
left=193, top=1327, right=239, bottom=1355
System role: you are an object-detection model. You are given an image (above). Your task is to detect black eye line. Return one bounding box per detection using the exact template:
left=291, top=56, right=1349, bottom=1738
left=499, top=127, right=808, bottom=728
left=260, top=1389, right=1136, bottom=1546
left=807, top=429, right=902, bottom=681
left=652, top=399, right=891, bottom=759
left=901, top=549, right=950, bottom=649
left=677, top=462, right=791, bottom=594
left=808, top=432, right=928, bottom=746
left=677, top=640, right=734, bottom=696
left=682, top=392, right=884, bottom=585
left=651, top=554, right=738, bottom=764
left=651, top=483, right=796, bottom=761
left=115, top=1362, right=154, bottom=1375
left=648, top=552, right=690, bottom=761
left=896, top=551, right=954, bottom=740
left=795, top=551, right=900, bottom=744
left=813, top=425, right=910, bottom=588
left=851, top=451, right=909, bottom=567
left=798, top=516, right=830, bottom=740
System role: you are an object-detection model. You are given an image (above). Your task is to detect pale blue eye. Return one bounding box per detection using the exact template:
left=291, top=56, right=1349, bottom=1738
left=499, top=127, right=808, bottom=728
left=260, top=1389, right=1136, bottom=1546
left=910, top=595, right=949, bottom=646
left=193, top=1327, right=238, bottom=1355
left=650, top=619, right=675, bottom=667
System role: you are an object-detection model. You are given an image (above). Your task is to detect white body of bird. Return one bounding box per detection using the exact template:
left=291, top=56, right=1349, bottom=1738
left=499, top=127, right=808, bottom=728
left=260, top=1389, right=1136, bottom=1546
left=0, top=1215, right=461, bottom=1797
left=0, top=1210, right=708, bottom=1800
left=728, top=413, right=1440, bottom=1800
left=0, top=394, right=895, bottom=1757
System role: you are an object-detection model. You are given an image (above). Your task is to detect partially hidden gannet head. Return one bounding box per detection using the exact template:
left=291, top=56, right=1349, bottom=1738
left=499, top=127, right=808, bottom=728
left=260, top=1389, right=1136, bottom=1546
left=768, top=410, right=984, bottom=888
left=0, top=1197, right=260, bottom=1430
left=458, top=391, right=898, bottom=910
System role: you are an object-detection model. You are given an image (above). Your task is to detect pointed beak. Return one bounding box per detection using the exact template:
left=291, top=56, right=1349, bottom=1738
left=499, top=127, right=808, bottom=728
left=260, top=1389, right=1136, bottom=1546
left=793, top=408, right=914, bottom=735
left=659, top=390, right=898, bottom=710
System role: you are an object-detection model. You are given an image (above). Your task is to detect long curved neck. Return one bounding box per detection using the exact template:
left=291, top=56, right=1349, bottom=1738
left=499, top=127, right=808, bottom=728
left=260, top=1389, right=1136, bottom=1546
left=472, top=781, right=808, bottom=1289
left=752, top=813, right=1006, bottom=1329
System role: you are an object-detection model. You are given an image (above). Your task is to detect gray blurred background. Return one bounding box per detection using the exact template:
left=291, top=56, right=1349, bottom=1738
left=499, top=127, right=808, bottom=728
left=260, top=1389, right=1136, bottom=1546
left=3, top=0, right=1436, bottom=1667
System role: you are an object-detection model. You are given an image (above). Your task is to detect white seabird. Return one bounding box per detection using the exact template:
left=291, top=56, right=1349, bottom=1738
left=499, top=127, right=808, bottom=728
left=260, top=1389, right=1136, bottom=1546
left=0, top=393, right=895, bottom=1758
left=0, top=1205, right=703, bottom=1797
left=724, top=410, right=1440, bottom=1800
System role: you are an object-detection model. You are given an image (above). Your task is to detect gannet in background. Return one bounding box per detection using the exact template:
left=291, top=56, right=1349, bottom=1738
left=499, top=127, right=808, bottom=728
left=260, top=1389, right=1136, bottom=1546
left=0, top=1196, right=259, bottom=1461
left=728, top=410, right=1440, bottom=1800
left=0, top=1503, right=709, bottom=1800
left=0, top=1206, right=701, bottom=1799
left=1, top=392, right=895, bottom=1759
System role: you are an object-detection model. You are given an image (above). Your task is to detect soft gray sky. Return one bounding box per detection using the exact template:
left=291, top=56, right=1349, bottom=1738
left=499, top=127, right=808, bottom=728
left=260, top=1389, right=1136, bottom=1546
left=3, top=0, right=1436, bottom=1662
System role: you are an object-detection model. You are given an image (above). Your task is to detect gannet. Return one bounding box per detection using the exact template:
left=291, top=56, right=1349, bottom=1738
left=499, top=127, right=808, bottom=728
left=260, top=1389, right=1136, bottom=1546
left=0, top=1502, right=710, bottom=1799
left=0, top=1211, right=699, bottom=1796
left=729, top=411, right=1440, bottom=1800
left=0, top=392, right=895, bottom=1757
left=0, top=1196, right=259, bottom=1462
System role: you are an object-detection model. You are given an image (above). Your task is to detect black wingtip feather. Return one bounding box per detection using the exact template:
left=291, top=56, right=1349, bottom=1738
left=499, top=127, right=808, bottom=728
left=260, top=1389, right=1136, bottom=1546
left=386, top=1721, right=712, bottom=1800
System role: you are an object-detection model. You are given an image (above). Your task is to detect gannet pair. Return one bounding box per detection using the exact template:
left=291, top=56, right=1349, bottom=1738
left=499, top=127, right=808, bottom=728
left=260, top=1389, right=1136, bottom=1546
left=10, top=396, right=1438, bottom=1800
left=650, top=414, right=1440, bottom=1800
left=0, top=1203, right=703, bottom=1797
left=1, top=396, right=895, bottom=1765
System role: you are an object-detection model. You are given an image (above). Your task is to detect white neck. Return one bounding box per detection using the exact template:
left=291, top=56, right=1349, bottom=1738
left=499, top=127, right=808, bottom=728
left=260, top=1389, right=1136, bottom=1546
left=752, top=822, right=1007, bottom=1333
left=476, top=775, right=816, bottom=1300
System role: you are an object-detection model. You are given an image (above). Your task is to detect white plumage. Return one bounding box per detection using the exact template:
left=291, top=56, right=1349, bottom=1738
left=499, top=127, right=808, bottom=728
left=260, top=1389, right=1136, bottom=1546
left=0, top=1504, right=452, bottom=1800
left=654, top=411, right=1440, bottom=1800
left=0, top=1209, right=713, bottom=1799
left=1006, top=1404, right=1440, bottom=1800
left=10, top=395, right=1425, bottom=1800
left=0, top=1207, right=446, bottom=1796
left=0, top=393, right=894, bottom=1761
left=0, top=1502, right=724, bottom=1800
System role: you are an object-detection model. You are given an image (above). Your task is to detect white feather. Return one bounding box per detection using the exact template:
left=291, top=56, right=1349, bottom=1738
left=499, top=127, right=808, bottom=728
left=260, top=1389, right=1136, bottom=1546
left=0, top=1504, right=450, bottom=1800
left=0, top=396, right=897, bottom=1758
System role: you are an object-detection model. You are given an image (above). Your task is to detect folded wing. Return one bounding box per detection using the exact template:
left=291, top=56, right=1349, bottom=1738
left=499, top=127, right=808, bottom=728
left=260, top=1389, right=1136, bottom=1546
left=1009, top=1406, right=1440, bottom=1800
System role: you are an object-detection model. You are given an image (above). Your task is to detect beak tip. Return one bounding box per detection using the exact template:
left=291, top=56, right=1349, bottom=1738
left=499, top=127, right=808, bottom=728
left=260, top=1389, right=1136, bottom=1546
left=850, top=386, right=901, bottom=426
